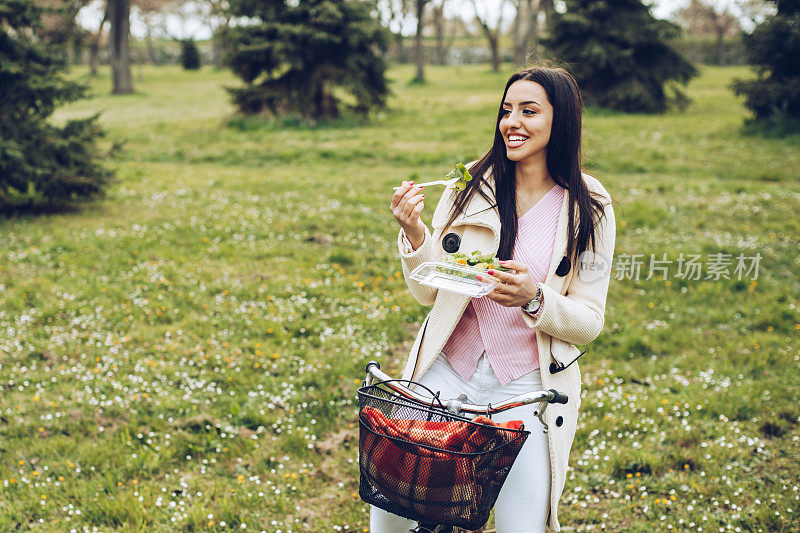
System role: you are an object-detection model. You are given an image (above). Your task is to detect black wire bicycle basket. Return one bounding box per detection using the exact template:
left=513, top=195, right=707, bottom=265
left=357, top=379, right=530, bottom=530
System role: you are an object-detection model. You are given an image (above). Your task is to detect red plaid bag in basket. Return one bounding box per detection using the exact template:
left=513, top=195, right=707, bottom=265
left=360, top=405, right=524, bottom=525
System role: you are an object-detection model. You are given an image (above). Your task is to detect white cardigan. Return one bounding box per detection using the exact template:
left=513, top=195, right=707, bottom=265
left=397, top=172, right=616, bottom=531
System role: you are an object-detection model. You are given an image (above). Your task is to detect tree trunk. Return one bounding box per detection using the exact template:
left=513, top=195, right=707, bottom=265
left=432, top=2, right=447, bottom=65
left=513, top=0, right=538, bottom=66
left=108, top=0, right=133, bottom=94
left=414, top=0, right=426, bottom=82
left=472, top=0, right=504, bottom=71
left=395, top=33, right=405, bottom=62
left=716, top=31, right=726, bottom=65
left=145, top=28, right=158, bottom=65
left=541, top=0, right=554, bottom=28
left=537, top=0, right=554, bottom=57
left=512, top=2, right=523, bottom=66
left=88, top=6, right=108, bottom=77
left=212, top=15, right=232, bottom=68
left=489, top=33, right=500, bottom=71
left=212, top=34, right=222, bottom=67
left=314, top=79, right=337, bottom=119
left=89, top=39, right=101, bottom=75
left=521, top=0, right=539, bottom=63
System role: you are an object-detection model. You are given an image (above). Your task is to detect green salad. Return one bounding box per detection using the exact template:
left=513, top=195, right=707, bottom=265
left=446, top=162, right=474, bottom=191
left=437, top=251, right=513, bottom=280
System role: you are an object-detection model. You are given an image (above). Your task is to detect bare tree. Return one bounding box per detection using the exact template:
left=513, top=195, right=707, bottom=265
left=511, top=0, right=540, bottom=66
left=193, top=0, right=233, bottom=66
left=413, top=0, right=430, bottom=81
left=430, top=0, right=448, bottom=65
left=540, top=0, right=553, bottom=30
left=734, top=0, right=775, bottom=27
left=84, top=2, right=109, bottom=75
left=136, top=0, right=179, bottom=65
left=471, top=0, right=507, bottom=71
left=37, top=0, right=89, bottom=61
left=378, top=0, right=412, bottom=60
left=675, top=0, right=741, bottom=64
left=108, top=0, right=133, bottom=93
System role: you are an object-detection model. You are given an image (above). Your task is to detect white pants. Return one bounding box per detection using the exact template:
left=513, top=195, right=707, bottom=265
left=370, top=353, right=551, bottom=533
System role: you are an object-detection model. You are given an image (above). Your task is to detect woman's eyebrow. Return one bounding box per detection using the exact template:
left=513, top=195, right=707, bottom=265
left=503, top=100, right=541, bottom=107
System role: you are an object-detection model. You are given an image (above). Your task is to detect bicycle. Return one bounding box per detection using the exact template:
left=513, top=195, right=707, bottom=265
left=358, top=361, right=568, bottom=533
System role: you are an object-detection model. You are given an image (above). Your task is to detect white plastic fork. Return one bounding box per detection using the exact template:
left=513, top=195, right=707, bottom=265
left=392, top=177, right=460, bottom=191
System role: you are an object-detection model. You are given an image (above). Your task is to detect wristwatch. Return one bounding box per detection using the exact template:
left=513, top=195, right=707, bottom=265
left=522, top=284, right=543, bottom=315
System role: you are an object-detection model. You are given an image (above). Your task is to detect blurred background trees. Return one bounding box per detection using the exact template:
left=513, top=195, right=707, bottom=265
left=64, top=1, right=773, bottom=89
left=10, top=0, right=795, bottom=123
left=180, top=37, right=199, bottom=69
left=471, top=0, right=506, bottom=71
left=108, top=0, right=133, bottom=93
left=58, top=3, right=774, bottom=67
left=413, top=0, right=429, bottom=81
left=0, top=0, right=110, bottom=212
left=732, top=0, right=800, bottom=125
left=36, top=0, right=89, bottom=60
left=223, top=0, right=390, bottom=118
left=546, top=0, right=697, bottom=112
left=510, top=0, right=553, bottom=66
left=4, top=0, right=794, bottom=214
left=675, top=0, right=742, bottom=65
left=138, top=0, right=181, bottom=65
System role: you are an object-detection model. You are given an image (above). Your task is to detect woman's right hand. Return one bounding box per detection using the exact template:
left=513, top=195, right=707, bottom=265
left=391, top=181, right=426, bottom=250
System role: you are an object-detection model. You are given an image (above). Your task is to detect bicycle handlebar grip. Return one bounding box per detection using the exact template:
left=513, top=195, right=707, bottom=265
left=548, top=389, right=569, bottom=404
left=365, top=360, right=380, bottom=373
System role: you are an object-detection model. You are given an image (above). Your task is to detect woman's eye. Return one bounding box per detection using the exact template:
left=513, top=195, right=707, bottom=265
left=522, top=108, right=536, bottom=115
left=501, top=109, right=511, bottom=116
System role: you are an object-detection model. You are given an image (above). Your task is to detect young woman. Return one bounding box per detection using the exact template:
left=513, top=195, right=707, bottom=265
left=377, top=66, right=616, bottom=532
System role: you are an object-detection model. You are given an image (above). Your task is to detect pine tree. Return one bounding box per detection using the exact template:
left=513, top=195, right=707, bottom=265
left=732, top=0, right=800, bottom=124
left=224, top=0, right=390, bottom=119
left=181, top=38, right=201, bottom=70
left=545, top=0, right=697, bottom=113
left=0, top=0, right=111, bottom=212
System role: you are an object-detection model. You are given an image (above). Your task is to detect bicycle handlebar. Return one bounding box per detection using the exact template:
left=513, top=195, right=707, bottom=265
left=363, top=360, right=568, bottom=416
left=548, top=389, right=569, bottom=404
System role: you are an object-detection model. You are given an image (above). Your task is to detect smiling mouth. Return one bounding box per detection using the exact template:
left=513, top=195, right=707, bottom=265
left=507, top=134, right=528, bottom=147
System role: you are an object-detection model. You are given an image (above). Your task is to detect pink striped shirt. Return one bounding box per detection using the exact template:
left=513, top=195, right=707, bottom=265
left=443, top=184, right=564, bottom=384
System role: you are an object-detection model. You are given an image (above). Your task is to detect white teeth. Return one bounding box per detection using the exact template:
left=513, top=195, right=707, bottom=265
left=508, top=135, right=527, bottom=141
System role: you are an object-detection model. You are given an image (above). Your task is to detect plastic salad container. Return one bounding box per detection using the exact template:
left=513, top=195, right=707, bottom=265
left=409, top=261, right=501, bottom=297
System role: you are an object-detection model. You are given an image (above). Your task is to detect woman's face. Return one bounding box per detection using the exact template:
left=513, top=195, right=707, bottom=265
left=498, top=80, right=553, bottom=164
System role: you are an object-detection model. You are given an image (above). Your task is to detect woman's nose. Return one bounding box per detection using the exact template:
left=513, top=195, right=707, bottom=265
left=505, top=111, right=521, bottom=127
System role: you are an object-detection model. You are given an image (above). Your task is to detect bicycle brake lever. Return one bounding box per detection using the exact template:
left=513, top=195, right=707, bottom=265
left=536, top=401, right=549, bottom=433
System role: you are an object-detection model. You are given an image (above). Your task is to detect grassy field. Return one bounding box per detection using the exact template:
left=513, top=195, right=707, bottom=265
left=1, top=63, right=799, bottom=532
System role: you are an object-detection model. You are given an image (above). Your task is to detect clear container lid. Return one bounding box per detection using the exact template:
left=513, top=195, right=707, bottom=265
left=409, top=261, right=501, bottom=297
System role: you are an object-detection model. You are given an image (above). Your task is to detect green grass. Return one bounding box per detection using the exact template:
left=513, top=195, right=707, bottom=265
left=1, top=63, right=799, bottom=531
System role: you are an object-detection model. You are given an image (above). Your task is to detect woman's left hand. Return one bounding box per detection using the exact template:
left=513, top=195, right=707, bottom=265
left=478, top=259, right=538, bottom=307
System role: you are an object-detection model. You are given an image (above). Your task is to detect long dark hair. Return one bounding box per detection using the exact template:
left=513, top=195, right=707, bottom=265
left=445, top=66, right=606, bottom=262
